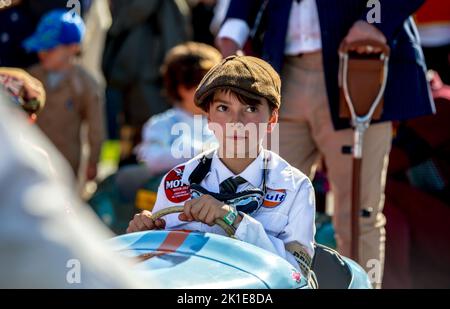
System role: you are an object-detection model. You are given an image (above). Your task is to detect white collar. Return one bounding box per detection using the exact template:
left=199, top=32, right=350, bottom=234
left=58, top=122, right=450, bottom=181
left=264, top=151, right=299, bottom=192
left=210, top=148, right=266, bottom=188
left=181, top=148, right=302, bottom=192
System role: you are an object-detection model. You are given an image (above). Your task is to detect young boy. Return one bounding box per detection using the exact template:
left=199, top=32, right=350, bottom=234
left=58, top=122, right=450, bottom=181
left=127, top=56, right=316, bottom=276
left=104, top=42, right=221, bottom=228
left=136, top=42, right=221, bottom=175
left=24, top=10, right=105, bottom=181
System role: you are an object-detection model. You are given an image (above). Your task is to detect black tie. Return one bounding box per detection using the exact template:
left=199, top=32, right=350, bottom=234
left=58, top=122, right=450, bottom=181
left=219, top=176, right=247, bottom=194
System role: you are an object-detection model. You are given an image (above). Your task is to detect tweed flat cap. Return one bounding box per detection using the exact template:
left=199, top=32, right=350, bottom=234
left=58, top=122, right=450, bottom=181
left=195, top=55, right=281, bottom=109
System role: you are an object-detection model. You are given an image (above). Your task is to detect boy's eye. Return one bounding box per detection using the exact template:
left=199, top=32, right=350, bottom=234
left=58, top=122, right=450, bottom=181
left=217, top=105, right=228, bottom=112
left=246, top=106, right=258, bottom=113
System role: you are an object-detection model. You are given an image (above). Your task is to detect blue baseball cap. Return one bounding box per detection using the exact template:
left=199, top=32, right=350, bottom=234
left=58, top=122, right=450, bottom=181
left=23, top=10, right=85, bottom=52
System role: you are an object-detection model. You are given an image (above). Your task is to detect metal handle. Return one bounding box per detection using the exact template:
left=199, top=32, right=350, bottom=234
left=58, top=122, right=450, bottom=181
left=339, top=39, right=390, bottom=56
left=338, top=40, right=391, bottom=263
left=339, top=40, right=390, bottom=158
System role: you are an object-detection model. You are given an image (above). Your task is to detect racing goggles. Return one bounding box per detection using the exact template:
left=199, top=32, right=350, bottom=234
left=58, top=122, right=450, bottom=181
left=190, top=183, right=264, bottom=214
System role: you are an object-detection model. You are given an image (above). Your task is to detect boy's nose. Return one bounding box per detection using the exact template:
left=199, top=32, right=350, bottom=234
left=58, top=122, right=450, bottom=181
left=228, top=122, right=245, bottom=130
left=229, top=111, right=245, bottom=124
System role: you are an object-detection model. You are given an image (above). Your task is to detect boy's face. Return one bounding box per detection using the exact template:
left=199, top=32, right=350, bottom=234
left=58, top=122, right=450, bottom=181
left=207, top=90, right=278, bottom=157
left=38, top=44, right=80, bottom=71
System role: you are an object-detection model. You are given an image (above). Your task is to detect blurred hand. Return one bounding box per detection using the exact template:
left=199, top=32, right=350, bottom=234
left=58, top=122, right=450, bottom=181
left=86, top=162, right=98, bottom=181
left=344, top=20, right=387, bottom=54
left=23, top=82, right=43, bottom=102
left=216, top=37, right=242, bottom=58
left=126, top=210, right=166, bottom=233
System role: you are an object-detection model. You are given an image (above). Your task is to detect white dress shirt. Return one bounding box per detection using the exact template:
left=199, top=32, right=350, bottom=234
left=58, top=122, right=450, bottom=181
left=152, top=148, right=316, bottom=274
left=218, top=0, right=322, bottom=55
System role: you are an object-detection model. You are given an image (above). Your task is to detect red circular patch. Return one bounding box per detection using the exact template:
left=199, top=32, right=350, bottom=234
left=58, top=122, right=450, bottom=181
left=164, top=166, right=191, bottom=203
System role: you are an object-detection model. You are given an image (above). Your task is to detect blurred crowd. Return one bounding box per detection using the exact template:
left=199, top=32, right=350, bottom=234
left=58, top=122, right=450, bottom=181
left=0, top=0, right=449, bottom=288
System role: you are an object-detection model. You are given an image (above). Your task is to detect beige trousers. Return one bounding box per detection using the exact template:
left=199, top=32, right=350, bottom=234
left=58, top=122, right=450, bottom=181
left=278, top=53, right=392, bottom=288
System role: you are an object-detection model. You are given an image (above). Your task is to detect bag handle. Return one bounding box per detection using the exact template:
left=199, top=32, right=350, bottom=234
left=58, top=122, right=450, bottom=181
left=339, top=39, right=390, bottom=57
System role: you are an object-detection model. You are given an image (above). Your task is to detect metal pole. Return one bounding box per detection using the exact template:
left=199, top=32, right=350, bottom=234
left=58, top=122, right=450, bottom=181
left=350, top=123, right=365, bottom=262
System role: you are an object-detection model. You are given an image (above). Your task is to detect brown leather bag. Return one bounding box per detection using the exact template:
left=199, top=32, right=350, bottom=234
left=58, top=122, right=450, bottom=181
left=338, top=40, right=390, bottom=121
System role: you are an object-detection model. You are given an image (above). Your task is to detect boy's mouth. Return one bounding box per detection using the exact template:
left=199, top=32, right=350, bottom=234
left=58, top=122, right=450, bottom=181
left=226, top=134, right=247, bottom=141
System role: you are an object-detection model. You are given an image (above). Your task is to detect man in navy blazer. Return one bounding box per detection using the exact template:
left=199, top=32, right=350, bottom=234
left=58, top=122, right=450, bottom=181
left=217, top=0, right=434, bottom=288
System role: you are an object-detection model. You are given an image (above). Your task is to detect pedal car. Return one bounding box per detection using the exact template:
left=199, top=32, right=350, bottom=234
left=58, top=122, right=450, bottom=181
left=109, top=206, right=372, bottom=289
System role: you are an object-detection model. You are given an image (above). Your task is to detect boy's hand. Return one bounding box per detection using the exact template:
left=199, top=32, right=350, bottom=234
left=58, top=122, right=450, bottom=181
left=179, top=195, right=231, bottom=226
left=126, top=210, right=166, bottom=233
left=216, top=37, right=243, bottom=58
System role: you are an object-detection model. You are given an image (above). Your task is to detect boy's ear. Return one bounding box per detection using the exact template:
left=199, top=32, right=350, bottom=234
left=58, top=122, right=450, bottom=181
left=178, top=84, right=189, bottom=95
left=68, top=44, right=81, bottom=54
left=267, top=109, right=279, bottom=133
left=177, top=85, right=186, bottom=101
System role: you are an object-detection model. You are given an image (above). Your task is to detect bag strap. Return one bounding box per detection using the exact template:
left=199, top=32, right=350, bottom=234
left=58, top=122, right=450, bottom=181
left=188, top=150, right=215, bottom=185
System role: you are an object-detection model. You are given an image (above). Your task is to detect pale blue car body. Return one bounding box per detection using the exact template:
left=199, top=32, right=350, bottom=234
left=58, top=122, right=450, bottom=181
left=109, top=230, right=372, bottom=289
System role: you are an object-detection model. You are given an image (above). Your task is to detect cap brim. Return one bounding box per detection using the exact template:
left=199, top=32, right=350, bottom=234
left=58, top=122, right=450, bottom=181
left=23, top=35, right=57, bottom=52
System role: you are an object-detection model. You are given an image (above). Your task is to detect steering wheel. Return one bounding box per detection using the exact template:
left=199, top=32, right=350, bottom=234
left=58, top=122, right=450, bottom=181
left=151, top=206, right=236, bottom=238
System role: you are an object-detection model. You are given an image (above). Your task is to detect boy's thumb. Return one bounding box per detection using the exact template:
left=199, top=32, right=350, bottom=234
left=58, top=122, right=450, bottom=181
left=178, top=213, right=188, bottom=221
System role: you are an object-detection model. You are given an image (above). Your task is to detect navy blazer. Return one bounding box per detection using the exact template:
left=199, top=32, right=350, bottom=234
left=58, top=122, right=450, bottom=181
left=225, top=0, right=435, bottom=129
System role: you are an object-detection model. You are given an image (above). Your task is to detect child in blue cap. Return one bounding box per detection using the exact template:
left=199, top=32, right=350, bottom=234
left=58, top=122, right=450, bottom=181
left=24, top=10, right=105, bottom=183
